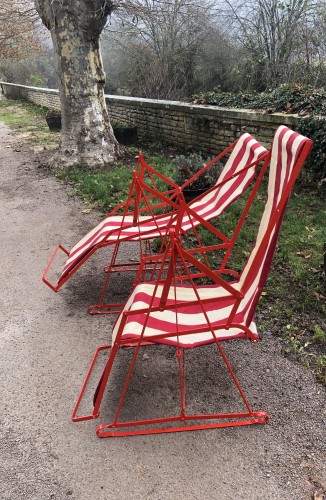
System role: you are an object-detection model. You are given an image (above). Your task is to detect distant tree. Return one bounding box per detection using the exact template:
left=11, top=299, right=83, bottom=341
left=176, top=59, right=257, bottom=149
left=297, top=1, right=326, bottom=86
left=0, top=0, right=42, bottom=60
left=0, top=43, right=58, bottom=88
left=193, top=26, right=243, bottom=92
left=223, top=0, right=313, bottom=89
left=103, top=0, right=215, bottom=99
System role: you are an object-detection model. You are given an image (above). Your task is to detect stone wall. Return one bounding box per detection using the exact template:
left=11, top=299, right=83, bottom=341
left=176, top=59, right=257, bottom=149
left=1, top=82, right=61, bottom=111
left=0, top=81, right=299, bottom=151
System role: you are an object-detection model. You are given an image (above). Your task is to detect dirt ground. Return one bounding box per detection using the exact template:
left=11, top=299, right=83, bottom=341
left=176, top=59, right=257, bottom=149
left=0, top=121, right=325, bottom=500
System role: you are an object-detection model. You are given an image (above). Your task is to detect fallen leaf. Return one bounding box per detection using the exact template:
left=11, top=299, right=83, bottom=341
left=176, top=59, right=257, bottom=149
left=314, top=291, right=326, bottom=301
left=81, top=209, right=92, bottom=214
left=314, top=488, right=325, bottom=500
left=296, top=251, right=312, bottom=259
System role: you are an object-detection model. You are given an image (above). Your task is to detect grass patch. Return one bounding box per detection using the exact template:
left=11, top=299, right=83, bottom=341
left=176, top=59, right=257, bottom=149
left=0, top=98, right=59, bottom=149
left=56, top=154, right=175, bottom=212
left=313, top=325, right=326, bottom=344
left=315, top=355, right=326, bottom=384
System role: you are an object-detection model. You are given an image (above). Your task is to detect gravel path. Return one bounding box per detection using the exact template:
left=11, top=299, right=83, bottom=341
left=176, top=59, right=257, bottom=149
left=0, top=122, right=325, bottom=500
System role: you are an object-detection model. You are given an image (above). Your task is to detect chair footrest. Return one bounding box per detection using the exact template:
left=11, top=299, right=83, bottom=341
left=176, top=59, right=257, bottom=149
left=96, top=411, right=269, bottom=437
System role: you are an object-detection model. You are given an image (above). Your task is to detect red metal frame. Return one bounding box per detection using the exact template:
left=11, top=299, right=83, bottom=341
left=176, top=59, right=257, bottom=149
left=42, top=245, right=69, bottom=292
left=42, top=164, right=184, bottom=293
left=71, top=227, right=269, bottom=436
left=42, top=143, right=268, bottom=313
left=71, top=127, right=312, bottom=437
left=86, top=152, right=268, bottom=314
left=72, top=343, right=269, bottom=437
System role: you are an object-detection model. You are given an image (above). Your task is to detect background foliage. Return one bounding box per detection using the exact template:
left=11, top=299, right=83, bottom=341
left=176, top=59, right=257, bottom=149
left=2, top=0, right=326, bottom=100
left=193, top=84, right=326, bottom=183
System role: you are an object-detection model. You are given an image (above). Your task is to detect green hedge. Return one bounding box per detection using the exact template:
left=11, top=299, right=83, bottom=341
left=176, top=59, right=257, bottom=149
left=297, top=116, right=326, bottom=183
left=192, top=83, right=326, bottom=115
left=191, top=84, right=326, bottom=183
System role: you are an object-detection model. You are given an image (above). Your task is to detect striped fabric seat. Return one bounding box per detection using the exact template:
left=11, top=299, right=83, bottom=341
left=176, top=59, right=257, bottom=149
left=112, top=282, right=255, bottom=348
left=112, top=126, right=313, bottom=348
left=59, top=134, right=267, bottom=283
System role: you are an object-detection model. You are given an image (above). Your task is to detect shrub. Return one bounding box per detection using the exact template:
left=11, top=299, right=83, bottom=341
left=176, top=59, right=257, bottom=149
left=297, top=116, right=326, bottom=183
left=192, top=83, right=326, bottom=115
left=191, top=84, right=326, bottom=184
left=173, top=153, right=222, bottom=190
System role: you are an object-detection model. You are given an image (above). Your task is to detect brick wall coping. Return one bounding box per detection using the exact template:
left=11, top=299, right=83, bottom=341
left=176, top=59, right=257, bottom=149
left=0, top=81, right=58, bottom=95
left=105, top=94, right=298, bottom=125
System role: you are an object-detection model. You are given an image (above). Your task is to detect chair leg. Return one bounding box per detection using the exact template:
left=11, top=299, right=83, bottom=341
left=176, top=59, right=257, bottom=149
left=88, top=241, right=145, bottom=315
left=93, top=343, right=269, bottom=438
left=212, top=338, right=255, bottom=415
left=88, top=238, right=159, bottom=315
left=71, top=343, right=119, bottom=422
left=176, top=347, right=186, bottom=419
left=87, top=239, right=171, bottom=314
left=88, top=242, right=123, bottom=314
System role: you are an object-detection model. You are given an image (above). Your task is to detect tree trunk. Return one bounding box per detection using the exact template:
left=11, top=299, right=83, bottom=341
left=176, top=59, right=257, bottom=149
left=34, top=1, right=122, bottom=169
left=52, top=21, right=120, bottom=169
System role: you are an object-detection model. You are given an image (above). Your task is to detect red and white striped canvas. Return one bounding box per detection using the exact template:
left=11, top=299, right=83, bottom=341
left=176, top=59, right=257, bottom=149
left=238, top=126, right=312, bottom=326
left=112, top=282, right=257, bottom=348
left=59, top=134, right=267, bottom=283
left=111, top=126, right=312, bottom=348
